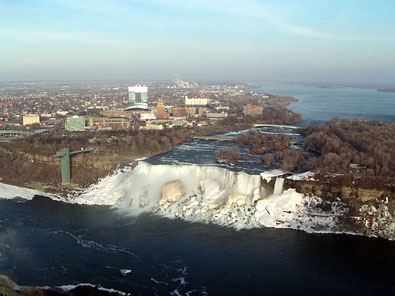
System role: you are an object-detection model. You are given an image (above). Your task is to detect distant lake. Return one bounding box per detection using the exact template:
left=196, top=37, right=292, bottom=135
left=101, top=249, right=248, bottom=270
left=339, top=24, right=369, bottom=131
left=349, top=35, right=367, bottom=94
left=256, top=83, right=395, bottom=123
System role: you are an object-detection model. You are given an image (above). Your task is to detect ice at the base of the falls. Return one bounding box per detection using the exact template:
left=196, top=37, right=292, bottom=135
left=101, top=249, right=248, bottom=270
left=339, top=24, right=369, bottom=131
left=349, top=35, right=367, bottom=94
left=69, top=162, right=348, bottom=234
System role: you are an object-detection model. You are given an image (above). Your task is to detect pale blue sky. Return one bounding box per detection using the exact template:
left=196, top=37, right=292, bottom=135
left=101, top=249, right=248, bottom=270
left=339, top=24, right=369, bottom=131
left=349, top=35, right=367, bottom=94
left=1, top=0, right=395, bottom=83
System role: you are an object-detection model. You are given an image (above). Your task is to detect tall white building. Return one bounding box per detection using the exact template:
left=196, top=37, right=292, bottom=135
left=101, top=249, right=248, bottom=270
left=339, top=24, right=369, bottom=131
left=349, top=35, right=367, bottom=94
left=128, top=85, right=148, bottom=109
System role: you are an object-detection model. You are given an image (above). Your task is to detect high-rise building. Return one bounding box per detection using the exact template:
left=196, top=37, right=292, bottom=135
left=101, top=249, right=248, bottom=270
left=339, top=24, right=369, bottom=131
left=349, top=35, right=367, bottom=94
left=128, top=85, right=148, bottom=108
left=156, top=99, right=165, bottom=119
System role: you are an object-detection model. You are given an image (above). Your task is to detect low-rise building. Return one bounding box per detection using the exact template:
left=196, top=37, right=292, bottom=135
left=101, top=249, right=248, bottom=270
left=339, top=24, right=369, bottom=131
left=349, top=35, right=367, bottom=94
left=140, top=111, right=156, bottom=121
left=87, top=117, right=130, bottom=129
left=100, top=110, right=134, bottom=119
left=207, top=112, right=228, bottom=120
left=173, top=106, right=187, bottom=118
left=141, top=123, right=164, bottom=130
left=169, top=120, right=192, bottom=128
left=66, top=116, right=85, bottom=131
left=186, top=107, right=197, bottom=117
left=198, top=107, right=208, bottom=117
left=23, top=114, right=40, bottom=125
left=185, top=96, right=211, bottom=106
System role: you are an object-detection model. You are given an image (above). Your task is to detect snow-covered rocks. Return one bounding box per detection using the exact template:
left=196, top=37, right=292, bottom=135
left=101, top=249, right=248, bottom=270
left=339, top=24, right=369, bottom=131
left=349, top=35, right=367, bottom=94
left=255, top=189, right=304, bottom=228
left=226, top=193, right=247, bottom=208
left=160, top=179, right=185, bottom=205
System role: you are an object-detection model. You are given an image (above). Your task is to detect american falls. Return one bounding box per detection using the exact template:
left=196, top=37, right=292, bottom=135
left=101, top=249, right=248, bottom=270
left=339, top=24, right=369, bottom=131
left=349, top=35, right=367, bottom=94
left=71, top=162, right=348, bottom=233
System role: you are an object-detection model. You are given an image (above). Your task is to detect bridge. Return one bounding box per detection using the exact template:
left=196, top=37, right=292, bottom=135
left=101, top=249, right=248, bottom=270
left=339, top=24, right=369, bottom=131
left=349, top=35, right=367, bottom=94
left=253, top=124, right=299, bottom=129
left=194, top=136, right=234, bottom=141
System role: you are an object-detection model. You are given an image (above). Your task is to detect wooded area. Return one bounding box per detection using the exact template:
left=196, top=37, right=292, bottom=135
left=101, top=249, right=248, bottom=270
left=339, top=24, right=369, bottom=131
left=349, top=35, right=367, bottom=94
left=300, top=118, right=395, bottom=177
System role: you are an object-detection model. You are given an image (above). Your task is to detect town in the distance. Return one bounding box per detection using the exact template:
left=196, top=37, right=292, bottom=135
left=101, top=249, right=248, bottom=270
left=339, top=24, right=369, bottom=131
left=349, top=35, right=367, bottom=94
left=0, top=80, right=299, bottom=134
left=0, top=79, right=301, bottom=187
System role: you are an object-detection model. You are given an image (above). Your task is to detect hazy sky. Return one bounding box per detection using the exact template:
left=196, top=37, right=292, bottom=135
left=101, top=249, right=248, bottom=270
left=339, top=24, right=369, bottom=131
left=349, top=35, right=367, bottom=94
left=1, top=0, right=395, bottom=83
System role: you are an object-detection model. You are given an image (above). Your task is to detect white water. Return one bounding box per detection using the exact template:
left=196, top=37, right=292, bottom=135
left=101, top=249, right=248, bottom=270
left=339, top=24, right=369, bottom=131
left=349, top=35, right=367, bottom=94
left=71, top=162, right=348, bottom=233
left=74, top=162, right=262, bottom=211
left=273, top=178, right=284, bottom=195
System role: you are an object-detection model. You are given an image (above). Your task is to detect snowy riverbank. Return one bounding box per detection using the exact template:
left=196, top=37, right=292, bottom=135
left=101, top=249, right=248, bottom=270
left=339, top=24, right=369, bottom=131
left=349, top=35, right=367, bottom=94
left=0, top=182, right=60, bottom=201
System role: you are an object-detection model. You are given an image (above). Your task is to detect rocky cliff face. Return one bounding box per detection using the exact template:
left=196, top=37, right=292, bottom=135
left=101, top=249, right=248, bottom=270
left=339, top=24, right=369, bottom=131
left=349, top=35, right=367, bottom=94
left=284, top=179, right=394, bottom=240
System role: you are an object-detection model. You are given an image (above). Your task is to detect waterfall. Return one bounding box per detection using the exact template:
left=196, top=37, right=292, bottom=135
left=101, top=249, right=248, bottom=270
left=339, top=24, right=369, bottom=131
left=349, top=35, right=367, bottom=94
left=70, top=162, right=350, bottom=235
left=73, top=162, right=312, bottom=232
left=273, top=177, right=284, bottom=195
left=76, top=162, right=262, bottom=212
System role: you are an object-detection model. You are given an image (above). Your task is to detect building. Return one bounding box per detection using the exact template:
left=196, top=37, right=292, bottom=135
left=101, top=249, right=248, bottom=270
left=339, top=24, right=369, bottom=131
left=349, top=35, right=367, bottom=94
left=244, top=104, right=264, bottom=117
left=207, top=112, right=228, bottom=120
left=0, top=102, right=13, bottom=109
left=87, top=117, right=130, bottom=129
left=198, top=107, right=208, bottom=117
left=0, top=130, right=34, bottom=142
left=66, top=116, right=85, bottom=131
left=156, top=99, right=165, bottom=119
left=185, top=96, right=211, bottom=106
left=23, top=114, right=40, bottom=125
left=86, top=107, right=104, bottom=117
left=175, top=79, right=196, bottom=89
left=215, top=106, right=229, bottom=112
left=169, top=120, right=192, bottom=128
left=186, top=107, right=197, bottom=117
left=173, top=106, right=187, bottom=118
left=140, top=123, right=164, bottom=130
left=128, top=85, right=148, bottom=109
left=100, top=110, right=134, bottom=119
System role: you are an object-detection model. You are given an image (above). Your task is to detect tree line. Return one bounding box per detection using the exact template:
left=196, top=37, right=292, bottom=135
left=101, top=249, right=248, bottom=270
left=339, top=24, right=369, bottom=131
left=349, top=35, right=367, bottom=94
left=300, top=118, right=395, bottom=177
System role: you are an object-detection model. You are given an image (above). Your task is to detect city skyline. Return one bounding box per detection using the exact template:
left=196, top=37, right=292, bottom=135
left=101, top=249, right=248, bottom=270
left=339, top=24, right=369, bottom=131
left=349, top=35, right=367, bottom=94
left=1, top=0, right=395, bottom=84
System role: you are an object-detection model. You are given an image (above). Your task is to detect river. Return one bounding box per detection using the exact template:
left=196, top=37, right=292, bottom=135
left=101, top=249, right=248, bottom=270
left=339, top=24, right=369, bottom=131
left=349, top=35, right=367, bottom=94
left=257, top=83, right=395, bottom=123
left=0, top=84, right=394, bottom=295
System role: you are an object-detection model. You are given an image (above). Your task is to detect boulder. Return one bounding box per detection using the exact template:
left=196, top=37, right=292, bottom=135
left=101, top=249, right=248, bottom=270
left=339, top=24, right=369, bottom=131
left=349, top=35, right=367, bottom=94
left=160, top=179, right=185, bottom=205
left=226, top=193, right=247, bottom=208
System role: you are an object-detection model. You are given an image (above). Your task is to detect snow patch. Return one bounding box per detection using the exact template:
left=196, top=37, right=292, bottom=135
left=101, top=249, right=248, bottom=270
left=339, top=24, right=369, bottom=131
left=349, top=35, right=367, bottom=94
left=0, top=182, right=59, bottom=201
left=260, top=170, right=284, bottom=183
left=287, top=171, right=315, bottom=181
